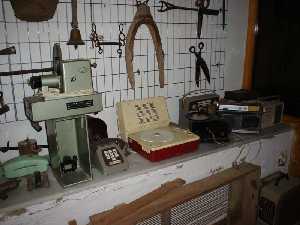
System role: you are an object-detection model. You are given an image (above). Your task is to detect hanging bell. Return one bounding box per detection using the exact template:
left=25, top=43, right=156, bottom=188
left=67, top=0, right=84, bottom=49
left=67, top=28, right=84, bottom=49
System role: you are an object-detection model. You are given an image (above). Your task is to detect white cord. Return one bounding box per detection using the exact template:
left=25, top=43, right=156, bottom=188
left=249, top=138, right=262, bottom=162
left=232, top=133, right=249, bottom=167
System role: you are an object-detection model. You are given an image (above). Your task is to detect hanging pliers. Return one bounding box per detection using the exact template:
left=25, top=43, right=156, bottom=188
left=189, top=42, right=210, bottom=87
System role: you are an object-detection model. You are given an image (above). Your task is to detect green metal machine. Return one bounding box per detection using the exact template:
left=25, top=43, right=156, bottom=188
left=24, top=44, right=103, bottom=187
left=0, top=155, right=48, bottom=198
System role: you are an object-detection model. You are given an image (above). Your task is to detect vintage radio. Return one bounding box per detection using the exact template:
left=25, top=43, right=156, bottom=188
left=219, top=97, right=284, bottom=133
left=258, top=173, right=300, bottom=225
left=219, top=111, right=261, bottom=133
left=179, top=91, right=231, bottom=142
left=117, top=96, right=200, bottom=162
left=179, top=91, right=220, bottom=129
left=259, top=97, right=284, bottom=129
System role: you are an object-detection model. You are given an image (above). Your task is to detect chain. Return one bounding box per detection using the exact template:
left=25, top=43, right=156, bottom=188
left=90, top=23, right=104, bottom=54
left=117, top=23, right=126, bottom=57
left=89, top=1, right=126, bottom=57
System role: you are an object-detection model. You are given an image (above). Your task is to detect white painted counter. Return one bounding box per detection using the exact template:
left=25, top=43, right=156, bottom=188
left=0, top=125, right=293, bottom=225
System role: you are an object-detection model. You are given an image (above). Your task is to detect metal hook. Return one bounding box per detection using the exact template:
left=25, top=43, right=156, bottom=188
left=195, top=0, right=210, bottom=9
left=158, top=1, right=175, bottom=12
left=136, top=0, right=149, bottom=6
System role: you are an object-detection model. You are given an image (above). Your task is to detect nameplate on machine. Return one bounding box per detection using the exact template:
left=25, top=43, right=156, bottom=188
left=66, top=100, right=94, bottom=110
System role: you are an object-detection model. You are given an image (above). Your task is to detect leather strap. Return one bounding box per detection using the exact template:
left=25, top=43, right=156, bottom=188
left=125, top=4, right=165, bottom=88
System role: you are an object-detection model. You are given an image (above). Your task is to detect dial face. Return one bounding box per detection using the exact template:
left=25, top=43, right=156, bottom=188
left=134, top=102, right=160, bottom=124
left=102, top=146, right=124, bottom=166
left=189, top=99, right=218, bottom=114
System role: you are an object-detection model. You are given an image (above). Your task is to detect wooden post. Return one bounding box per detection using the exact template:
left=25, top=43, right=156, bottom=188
left=228, top=167, right=260, bottom=225
left=242, top=0, right=259, bottom=90
left=283, top=115, right=300, bottom=177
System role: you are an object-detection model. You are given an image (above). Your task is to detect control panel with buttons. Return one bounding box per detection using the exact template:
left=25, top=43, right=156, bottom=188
left=95, top=143, right=129, bottom=175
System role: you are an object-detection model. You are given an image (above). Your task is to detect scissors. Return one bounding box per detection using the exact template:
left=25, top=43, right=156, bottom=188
left=189, top=42, right=210, bottom=86
left=197, top=0, right=210, bottom=38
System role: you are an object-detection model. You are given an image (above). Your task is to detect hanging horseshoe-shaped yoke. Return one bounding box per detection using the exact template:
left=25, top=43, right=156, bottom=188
left=125, top=1, right=165, bottom=88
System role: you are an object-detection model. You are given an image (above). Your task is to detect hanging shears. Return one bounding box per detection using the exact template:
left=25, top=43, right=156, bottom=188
left=189, top=42, right=210, bottom=87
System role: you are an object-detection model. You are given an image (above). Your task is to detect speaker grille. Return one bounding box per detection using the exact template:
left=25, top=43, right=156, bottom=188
left=170, top=185, right=230, bottom=225
left=137, top=214, right=162, bottom=225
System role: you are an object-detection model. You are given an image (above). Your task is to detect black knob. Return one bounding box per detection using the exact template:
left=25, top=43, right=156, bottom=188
left=29, top=76, right=42, bottom=89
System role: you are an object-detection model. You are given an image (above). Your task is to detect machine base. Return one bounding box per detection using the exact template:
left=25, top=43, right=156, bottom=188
left=53, top=168, right=92, bottom=187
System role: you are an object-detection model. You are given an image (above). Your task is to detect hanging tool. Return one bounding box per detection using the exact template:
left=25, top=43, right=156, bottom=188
left=126, top=0, right=165, bottom=88
left=0, top=43, right=95, bottom=77
left=189, top=42, right=210, bottom=86
left=0, top=92, right=9, bottom=115
left=0, top=67, right=53, bottom=77
left=196, top=0, right=211, bottom=38
left=9, top=0, right=58, bottom=22
left=90, top=23, right=126, bottom=57
left=222, top=0, right=226, bottom=30
left=0, top=46, right=16, bottom=55
left=67, top=0, right=84, bottom=49
left=158, top=1, right=219, bottom=39
left=0, top=44, right=58, bottom=76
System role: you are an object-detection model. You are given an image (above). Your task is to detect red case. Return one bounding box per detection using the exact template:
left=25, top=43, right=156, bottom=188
left=128, top=138, right=199, bottom=162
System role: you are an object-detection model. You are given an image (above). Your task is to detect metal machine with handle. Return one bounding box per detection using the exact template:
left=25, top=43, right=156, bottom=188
left=23, top=43, right=102, bottom=187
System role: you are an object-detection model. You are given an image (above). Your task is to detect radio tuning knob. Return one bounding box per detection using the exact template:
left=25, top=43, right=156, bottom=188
left=90, top=63, right=97, bottom=68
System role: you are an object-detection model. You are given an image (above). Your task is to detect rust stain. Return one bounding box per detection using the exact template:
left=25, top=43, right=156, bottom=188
left=0, top=208, right=27, bottom=222
left=176, top=164, right=183, bottom=169
left=56, top=196, right=63, bottom=204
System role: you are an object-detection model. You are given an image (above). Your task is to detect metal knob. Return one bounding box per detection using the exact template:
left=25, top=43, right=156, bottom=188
left=90, top=63, right=97, bottom=68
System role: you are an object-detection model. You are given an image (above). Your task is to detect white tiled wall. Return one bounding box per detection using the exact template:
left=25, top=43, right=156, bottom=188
left=0, top=0, right=235, bottom=159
